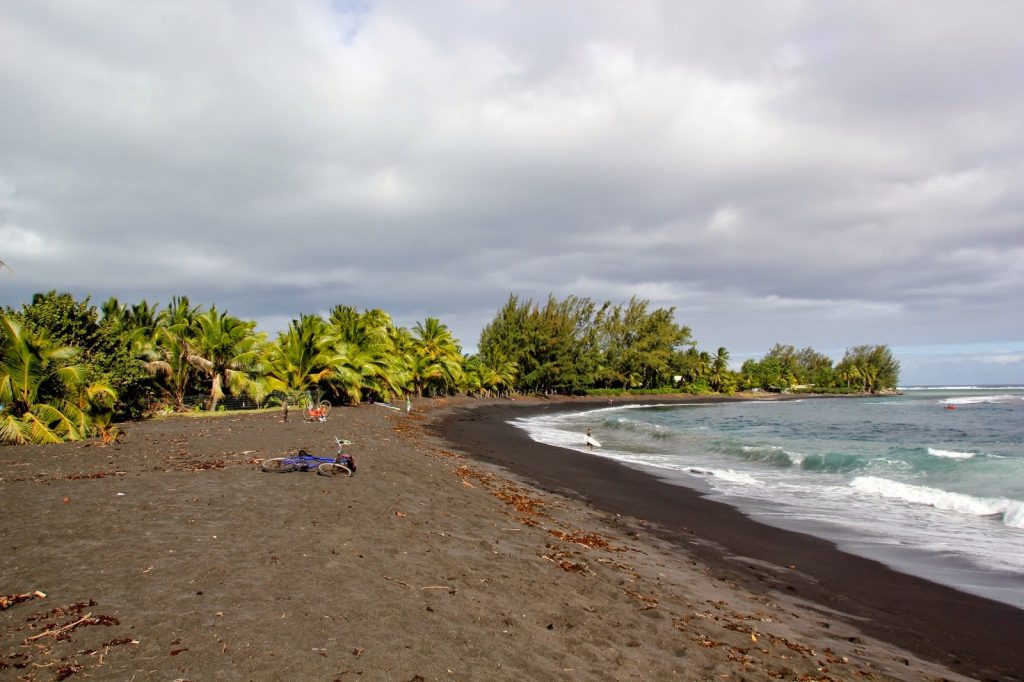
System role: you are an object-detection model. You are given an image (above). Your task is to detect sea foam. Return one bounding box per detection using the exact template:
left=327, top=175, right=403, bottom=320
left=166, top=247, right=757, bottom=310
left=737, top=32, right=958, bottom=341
left=687, top=468, right=761, bottom=486
left=927, top=447, right=977, bottom=460
left=851, top=476, right=1024, bottom=528
left=942, top=394, right=1024, bottom=406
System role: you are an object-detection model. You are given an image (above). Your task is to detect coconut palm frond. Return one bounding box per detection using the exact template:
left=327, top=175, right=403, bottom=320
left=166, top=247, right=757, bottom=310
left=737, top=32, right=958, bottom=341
left=22, top=408, right=66, bottom=444
left=85, top=381, right=118, bottom=408
left=144, top=359, right=173, bottom=378
left=0, top=413, right=29, bottom=444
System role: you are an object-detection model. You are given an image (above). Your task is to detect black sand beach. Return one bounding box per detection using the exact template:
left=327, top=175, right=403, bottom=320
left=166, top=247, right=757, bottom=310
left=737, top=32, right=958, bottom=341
left=434, top=398, right=1024, bottom=681
left=1, top=397, right=1019, bottom=680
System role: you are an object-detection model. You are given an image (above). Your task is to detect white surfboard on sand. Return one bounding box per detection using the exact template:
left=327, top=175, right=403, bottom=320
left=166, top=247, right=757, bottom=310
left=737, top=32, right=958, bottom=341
left=584, top=435, right=601, bottom=447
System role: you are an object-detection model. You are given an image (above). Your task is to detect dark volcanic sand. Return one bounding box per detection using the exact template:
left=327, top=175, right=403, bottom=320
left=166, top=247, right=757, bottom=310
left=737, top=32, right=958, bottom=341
left=434, top=398, right=1024, bottom=682
left=0, top=397, right=1016, bottom=681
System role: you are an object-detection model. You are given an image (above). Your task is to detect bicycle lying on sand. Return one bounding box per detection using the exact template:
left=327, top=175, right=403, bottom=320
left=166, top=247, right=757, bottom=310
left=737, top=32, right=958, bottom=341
left=260, top=437, right=356, bottom=476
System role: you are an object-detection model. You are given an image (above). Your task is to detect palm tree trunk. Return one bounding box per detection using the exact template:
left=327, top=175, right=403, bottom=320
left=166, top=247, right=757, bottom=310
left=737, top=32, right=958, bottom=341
left=208, top=374, right=223, bottom=411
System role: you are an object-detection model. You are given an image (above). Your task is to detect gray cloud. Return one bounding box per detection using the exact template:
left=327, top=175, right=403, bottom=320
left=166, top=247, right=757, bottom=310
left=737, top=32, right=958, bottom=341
left=1, top=0, right=1022, bottom=385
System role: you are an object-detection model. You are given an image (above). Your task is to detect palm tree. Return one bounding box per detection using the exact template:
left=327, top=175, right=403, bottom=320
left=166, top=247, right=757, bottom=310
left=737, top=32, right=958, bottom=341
left=100, top=297, right=127, bottom=326
left=163, top=296, right=200, bottom=328
left=475, top=352, right=518, bottom=396
left=325, top=307, right=405, bottom=403
left=710, top=347, right=730, bottom=392
left=460, top=357, right=485, bottom=396
left=142, top=298, right=203, bottom=410
left=332, top=339, right=396, bottom=404
left=410, top=318, right=463, bottom=395
left=682, top=350, right=713, bottom=389
left=405, top=353, right=449, bottom=398
left=103, top=297, right=163, bottom=367
left=188, top=307, right=263, bottom=410
left=858, top=360, right=878, bottom=393
left=262, top=314, right=339, bottom=398
left=412, top=318, right=459, bottom=360
left=835, top=363, right=851, bottom=390
left=0, top=316, right=115, bottom=444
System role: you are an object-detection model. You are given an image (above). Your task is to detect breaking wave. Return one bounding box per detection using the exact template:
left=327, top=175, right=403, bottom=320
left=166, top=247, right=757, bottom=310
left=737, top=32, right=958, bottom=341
left=941, top=394, right=1024, bottom=406
left=686, top=468, right=761, bottom=486
left=851, top=476, right=1024, bottom=528
left=927, top=447, right=977, bottom=460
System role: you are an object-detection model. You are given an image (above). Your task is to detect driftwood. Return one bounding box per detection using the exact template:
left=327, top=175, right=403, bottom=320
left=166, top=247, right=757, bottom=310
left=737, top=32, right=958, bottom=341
left=0, top=590, right=46, bottom=610
left=383, top=576, right=413, bottom=588
left=23, top=612, right=119, bottom=643
left=25, top=613, right=93, bottom=641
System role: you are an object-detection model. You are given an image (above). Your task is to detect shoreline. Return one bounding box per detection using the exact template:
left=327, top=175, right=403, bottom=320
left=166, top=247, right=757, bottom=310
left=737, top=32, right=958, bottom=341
left=1, top=397, right=1019, bottom=680
left=431, top=394, right=1024, bottom=681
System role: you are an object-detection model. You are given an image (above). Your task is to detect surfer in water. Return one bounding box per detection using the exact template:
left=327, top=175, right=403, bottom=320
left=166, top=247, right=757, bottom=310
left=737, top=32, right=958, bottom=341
left=586, top=428, right=594, bottom=450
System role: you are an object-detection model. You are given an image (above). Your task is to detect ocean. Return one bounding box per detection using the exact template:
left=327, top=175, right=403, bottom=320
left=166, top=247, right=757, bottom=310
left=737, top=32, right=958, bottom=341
left=511, top=387, right=1024, bottom=609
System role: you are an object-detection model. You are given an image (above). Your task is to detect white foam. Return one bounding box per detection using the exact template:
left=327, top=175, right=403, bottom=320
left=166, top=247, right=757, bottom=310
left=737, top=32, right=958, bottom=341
left=510, top=418, right=586, bottom=450
left=689, top=468, right=761, bottom=486
left=941, top=394, right=1024, bottom=405
left=1005, top=503, right=1024, bottom=529
left=614, top=417, right=665, bottom=432
left=927, top=447, right=977, bottom=460
left=902, top=386, right=1024, bottom=391
left=851, top=476, right=1024, bottom=528
left=782, top=450, right=805, bottom=465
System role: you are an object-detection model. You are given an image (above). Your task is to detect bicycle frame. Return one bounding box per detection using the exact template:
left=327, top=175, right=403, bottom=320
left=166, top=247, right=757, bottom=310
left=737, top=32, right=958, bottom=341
left=260, top=437, right=356, bottom=474
left=280, top=453, right=337, bottom=471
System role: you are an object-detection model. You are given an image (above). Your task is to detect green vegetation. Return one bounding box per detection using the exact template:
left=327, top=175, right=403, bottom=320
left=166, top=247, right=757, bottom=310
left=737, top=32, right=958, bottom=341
left=478, top=295, right=694, bottom=394
left=738, top=343, right=899, bottom=394
left=0, top=290, right=900, bottom=444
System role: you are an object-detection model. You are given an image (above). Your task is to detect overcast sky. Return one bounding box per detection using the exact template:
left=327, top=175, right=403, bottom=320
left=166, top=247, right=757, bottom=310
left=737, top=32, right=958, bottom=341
left=1, top=1, right=1022, bottom=385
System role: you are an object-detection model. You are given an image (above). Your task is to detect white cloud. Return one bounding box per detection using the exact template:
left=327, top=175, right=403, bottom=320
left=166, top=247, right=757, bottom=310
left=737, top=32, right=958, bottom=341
left=707, top=205, right=742, bottom=237
left=0, top=0, right=1021, bottom=385
left=0, top=224, right=46, bottom=257
left=978, top=354, right=1024, bottom=366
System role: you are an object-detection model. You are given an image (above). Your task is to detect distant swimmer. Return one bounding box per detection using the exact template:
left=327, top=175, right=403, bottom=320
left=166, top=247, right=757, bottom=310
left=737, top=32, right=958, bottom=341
left=945, top=404, right=957, bottom=410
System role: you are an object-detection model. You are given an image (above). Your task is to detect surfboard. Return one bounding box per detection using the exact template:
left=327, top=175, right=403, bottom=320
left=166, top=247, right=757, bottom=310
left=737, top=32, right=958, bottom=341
left=584, top=435, right=601, bottom=447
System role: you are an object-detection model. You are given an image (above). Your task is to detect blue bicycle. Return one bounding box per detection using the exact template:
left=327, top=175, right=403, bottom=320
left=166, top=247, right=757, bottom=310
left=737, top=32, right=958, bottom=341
left=260, top=437, right=356, bottom=477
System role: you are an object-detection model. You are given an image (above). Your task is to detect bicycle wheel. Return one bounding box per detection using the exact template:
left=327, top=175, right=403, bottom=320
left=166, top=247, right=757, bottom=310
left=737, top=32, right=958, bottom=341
left=317, top=462, right=351, bottom=477
left=318, top=401, right=331, bottom=417
left=261, top=458, right=298, bottom=473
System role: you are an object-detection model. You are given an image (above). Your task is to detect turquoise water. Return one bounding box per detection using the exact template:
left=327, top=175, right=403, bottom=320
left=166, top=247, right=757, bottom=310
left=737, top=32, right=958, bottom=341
left=514, top=388, right=1024, bottom=609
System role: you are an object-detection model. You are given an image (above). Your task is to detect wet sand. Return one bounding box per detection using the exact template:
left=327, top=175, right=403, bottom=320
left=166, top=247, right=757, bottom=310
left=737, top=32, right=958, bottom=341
left=0, top=396, right=1018, bottom=680
left=434, top=396, right=1024, bottom=681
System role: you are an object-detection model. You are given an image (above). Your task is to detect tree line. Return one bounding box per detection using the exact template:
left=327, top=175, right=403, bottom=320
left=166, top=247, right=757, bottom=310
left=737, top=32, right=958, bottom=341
left=477, top=295, right=899, bottom=396
left=0, top=291, right=899, bottom=444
